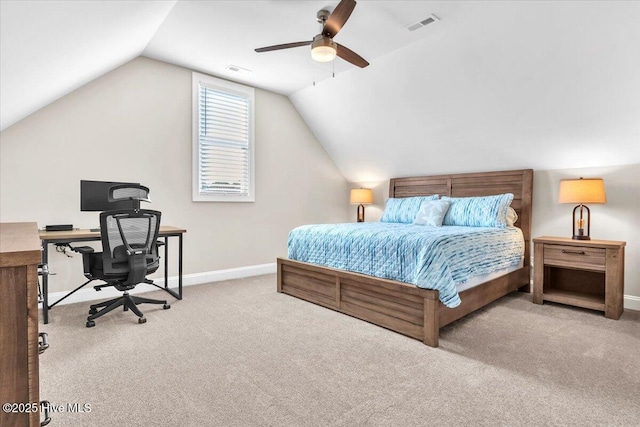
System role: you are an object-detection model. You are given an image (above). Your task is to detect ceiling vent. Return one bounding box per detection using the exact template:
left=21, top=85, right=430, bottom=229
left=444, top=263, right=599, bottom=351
left=406, top=14, right=440, bottom=32
left=225, top=65, right=252, bottom=75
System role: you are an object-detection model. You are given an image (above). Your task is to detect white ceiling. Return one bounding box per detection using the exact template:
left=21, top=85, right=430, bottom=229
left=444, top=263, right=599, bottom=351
left=0, top=0, right=177, bottom=130
left=292, top=1, right=640, bottom=181
left=2, top=1, right=639, bottom=183
left=143, top=0, right=445, bottom=95
left=0, top=0, right=443, bottom=130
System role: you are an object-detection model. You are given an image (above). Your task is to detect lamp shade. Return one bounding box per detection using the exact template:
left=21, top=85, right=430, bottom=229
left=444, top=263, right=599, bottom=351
left=350, top=188, right=373, bottom=204
left=558, top=178, right=606, bottom=204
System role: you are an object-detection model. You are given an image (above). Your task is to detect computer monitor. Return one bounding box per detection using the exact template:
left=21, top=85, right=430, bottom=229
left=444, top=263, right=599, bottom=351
left=80, top=180, right=141, bottom=212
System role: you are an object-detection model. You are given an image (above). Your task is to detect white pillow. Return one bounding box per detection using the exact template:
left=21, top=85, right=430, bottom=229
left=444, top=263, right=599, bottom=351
left=413, top=199, right=451, bottom=227
left=506, top=207, right=518, bottom=227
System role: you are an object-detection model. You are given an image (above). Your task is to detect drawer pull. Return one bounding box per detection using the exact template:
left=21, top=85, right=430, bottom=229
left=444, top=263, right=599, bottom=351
left=38, top=332, right=49, bottom=354
left=561, top=249, right=586, bottom=255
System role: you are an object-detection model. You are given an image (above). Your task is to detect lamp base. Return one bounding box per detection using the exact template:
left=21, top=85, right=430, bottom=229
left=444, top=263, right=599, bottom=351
left=571, top=205, right=592, bottom=242
left=356, top=204, right=365, bottom=223
left=572, top=235, right=591, bottom=240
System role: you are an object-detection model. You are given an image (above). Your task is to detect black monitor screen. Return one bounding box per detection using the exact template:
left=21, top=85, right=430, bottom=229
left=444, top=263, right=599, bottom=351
left=80, top=180, right=141, bottom=212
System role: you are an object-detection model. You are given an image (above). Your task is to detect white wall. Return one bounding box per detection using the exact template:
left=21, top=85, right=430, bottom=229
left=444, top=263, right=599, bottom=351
left=0, top=57, right=349, bottom=293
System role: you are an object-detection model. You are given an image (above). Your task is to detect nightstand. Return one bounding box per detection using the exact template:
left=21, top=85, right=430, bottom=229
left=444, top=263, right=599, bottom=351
left=533, top=236, right=626, bottom=319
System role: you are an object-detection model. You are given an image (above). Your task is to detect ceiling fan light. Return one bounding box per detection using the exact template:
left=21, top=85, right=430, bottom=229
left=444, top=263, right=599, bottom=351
left=311, top=36, right=337, bottom=62
left=312, top=46, right=337, bottom=62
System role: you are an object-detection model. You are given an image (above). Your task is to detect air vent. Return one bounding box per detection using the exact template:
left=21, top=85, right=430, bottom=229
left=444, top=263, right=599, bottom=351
left=225, top=65, right=252, bottom=75
left=407, top=14, right=440, bottom=32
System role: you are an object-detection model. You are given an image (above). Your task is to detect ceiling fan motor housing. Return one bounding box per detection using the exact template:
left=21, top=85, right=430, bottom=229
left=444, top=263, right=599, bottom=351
left=317, top=9, right=331, bottom=24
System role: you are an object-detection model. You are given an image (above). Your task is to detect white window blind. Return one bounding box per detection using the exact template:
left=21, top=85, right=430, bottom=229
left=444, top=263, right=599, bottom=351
left=192, top=73, right=255, bottom=202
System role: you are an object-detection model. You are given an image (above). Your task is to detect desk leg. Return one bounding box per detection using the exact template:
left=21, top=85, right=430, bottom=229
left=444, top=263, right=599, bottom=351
left=156, top=234, right=182, bottom=300
left=164, top=236, right=169, bottom=291
left=178, top=233, right=183, bottom=299
left=42, top=242, right=49, bottom=324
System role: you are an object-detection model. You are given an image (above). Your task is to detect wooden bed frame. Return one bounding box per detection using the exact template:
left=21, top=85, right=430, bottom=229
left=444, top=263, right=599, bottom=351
left=277, top=169, right=533, bottom=347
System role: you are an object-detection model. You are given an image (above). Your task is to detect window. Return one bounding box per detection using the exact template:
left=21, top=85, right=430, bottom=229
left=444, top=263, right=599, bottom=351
left=192, top=72, right=255, bottom=202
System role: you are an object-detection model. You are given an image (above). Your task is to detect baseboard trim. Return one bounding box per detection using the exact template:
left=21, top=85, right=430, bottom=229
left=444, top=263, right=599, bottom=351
left=624, top=295, right=640, bottom=311
left=42, top=263, right=277, bottom=308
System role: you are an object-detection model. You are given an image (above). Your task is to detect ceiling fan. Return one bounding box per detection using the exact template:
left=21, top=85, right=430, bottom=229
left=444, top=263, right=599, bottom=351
left=254, top=0, right=369, bottom=68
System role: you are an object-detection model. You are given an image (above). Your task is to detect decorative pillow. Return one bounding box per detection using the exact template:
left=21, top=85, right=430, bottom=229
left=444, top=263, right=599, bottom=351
left=380, top=195, right=439, bottom=224
left=506, top=207, right=518, bottom=227
left=441, top=193, right=514, bottom=228
left=413, top=199, right=451, bottom=227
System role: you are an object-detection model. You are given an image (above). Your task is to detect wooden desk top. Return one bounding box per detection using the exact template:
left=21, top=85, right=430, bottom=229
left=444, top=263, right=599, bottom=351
left=39, top=225, right=186, bottom=241
left=0, top=222, right=42, bottom=267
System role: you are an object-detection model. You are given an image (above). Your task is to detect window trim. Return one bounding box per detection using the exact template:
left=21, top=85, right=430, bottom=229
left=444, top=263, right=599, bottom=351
left=192, top=72, right=255, bottom=202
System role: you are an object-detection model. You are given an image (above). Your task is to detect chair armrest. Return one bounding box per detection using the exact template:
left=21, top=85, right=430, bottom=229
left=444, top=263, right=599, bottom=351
left=72, top=246, right=95, bottom=254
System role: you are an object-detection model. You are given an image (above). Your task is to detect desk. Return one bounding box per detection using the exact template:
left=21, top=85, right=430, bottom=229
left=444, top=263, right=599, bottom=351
left=39, top=225, right=186, bottom=324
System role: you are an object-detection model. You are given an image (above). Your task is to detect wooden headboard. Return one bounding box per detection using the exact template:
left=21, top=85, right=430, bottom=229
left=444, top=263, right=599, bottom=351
left=389, top=169, right=534, bottom=266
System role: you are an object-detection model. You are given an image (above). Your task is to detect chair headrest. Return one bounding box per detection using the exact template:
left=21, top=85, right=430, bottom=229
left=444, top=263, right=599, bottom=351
left=108, top=184, right=151, bottom=203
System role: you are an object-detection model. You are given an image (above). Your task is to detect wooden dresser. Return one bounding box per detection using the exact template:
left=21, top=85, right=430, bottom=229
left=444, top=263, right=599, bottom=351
left=0, top=222, right=42, bottom=427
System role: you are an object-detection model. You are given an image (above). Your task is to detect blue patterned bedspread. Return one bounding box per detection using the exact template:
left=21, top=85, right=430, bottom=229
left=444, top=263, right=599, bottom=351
left=287, top=223, right=524, bottom=308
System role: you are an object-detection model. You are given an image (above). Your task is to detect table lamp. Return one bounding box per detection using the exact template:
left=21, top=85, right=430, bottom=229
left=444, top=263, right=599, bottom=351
left=558, top=177, right=606, bottom=240
left=350, top=188, right=373, bottom=222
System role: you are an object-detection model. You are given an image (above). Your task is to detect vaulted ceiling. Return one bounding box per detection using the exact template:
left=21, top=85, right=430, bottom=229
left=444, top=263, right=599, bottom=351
left=1, top=0, right=445, bottom=130
left=2, top=1, right=639, bottom=182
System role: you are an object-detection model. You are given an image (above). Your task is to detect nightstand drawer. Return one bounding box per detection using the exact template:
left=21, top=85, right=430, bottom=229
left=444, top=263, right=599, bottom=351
left=544, top=244, right=605, bottom=272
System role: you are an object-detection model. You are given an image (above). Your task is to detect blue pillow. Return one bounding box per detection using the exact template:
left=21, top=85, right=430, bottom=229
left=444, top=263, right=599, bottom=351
left=381, top=195, right=439, bottom=224
left=441, top=193, right=514, bottom=228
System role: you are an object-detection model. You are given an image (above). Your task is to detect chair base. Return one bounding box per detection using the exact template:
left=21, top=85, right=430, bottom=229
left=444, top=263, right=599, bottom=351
left=86, top=291, right=170, bottom=327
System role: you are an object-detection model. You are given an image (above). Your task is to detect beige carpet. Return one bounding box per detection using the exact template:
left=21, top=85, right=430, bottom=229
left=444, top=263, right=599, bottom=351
left=39, top=274, right=640, bottom=427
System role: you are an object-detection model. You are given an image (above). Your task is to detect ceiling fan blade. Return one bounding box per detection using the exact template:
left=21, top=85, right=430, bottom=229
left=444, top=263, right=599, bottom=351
left=323, top=0, right=357, bottom=38
left=336, top=43, right=369, bottom=68
left=255, top=41, right=311, bottom=53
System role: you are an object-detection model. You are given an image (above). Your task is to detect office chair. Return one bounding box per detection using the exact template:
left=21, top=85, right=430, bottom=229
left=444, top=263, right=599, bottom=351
left=73, top=185, right=170, bottom=327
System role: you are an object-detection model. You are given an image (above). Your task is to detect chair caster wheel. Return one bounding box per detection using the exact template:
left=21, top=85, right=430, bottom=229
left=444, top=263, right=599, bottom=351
left=163, top=304, right=170, bottom=309
left=138, top=317, right=147, bottom=324
left=86, top=320, right=95, bottom=328
left=89, top=308, right=97, bottom=315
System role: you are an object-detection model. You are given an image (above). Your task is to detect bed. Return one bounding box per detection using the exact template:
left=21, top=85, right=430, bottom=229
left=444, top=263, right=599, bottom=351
left=277, top=169, right=533, bottom=347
